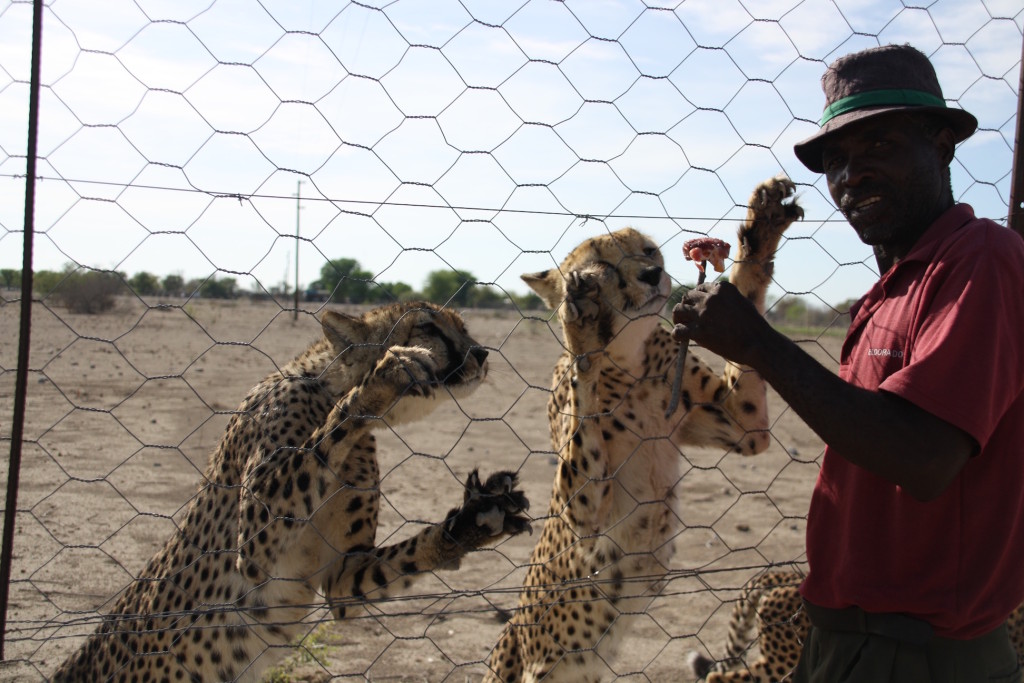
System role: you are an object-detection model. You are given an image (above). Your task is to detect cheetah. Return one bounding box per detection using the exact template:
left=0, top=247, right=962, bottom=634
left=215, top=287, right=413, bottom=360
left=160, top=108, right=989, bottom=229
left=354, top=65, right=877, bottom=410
left=688, top=569, right=809, bottom=683
left=483, top=175, right=802, bottom=682
left=688, top=569, right=1024, bottom=682
left=51, top=301, right=531, bottom=683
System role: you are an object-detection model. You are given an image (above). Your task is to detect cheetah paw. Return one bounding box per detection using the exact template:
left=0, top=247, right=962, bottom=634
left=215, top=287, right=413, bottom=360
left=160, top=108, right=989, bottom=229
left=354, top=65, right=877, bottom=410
left=561, top=268, right=605, bottom=325
left=736, top=174, right=802, bottom=263
left=559, top=268, right=611, bottom=369
left=749, top=175, right=803, bottom=230
left=442, top=469, right=531, bottom=554
left=371, top=346, right=440, bottom=399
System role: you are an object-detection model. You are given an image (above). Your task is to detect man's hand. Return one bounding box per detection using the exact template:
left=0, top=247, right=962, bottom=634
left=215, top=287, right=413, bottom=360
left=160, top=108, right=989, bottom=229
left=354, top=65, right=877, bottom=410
left=671, top=281, right=770, bottom=367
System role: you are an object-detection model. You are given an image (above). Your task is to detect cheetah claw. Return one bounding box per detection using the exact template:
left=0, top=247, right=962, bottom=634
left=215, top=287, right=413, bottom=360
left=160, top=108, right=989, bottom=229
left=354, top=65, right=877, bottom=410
left=563, top=269, right=602, bottom=326
left=375, top=347, right=441, bottom=398
left=443, top=469, right=532, bottom=550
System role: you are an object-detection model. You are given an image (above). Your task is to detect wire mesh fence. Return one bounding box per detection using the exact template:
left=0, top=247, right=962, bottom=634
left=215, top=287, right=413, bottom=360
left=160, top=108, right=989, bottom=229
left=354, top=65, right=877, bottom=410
left=1, top=1, right=1021, bottom=681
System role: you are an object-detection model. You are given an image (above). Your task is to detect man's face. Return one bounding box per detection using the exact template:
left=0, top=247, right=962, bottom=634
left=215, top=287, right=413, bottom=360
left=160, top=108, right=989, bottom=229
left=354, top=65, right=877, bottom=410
left=821, top=114, right=950, bottom=251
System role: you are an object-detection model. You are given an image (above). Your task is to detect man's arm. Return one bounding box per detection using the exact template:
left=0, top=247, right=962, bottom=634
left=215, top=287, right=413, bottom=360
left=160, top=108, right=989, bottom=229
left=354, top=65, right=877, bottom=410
left=672, top=281, right=975, bottom=502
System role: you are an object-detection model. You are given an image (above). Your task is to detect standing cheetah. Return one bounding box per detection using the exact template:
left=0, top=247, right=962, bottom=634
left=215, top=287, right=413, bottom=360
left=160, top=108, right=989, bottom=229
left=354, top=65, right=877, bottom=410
left=484, top=176, right=802, bottom=682
left=51, top=301, right=531, bottom=683
left=688, top=570, right=1024, bottom=682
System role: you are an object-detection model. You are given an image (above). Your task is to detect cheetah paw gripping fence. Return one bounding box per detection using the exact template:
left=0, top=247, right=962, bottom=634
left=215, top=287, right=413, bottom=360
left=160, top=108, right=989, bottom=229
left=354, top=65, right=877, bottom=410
left=1, top=1, right=1020, bottom=681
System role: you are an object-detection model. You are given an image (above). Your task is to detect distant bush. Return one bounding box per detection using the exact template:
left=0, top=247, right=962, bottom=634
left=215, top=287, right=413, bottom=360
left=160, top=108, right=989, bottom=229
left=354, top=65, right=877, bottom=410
left=512, top=292, right=545, bottom=311
left=0, top=268, right=21, bottom=289
left=162, top=273, right=185, bottom=297
left=128, top=271, right=160, bottom=297
left=32, top=269, right=64, bottom=296
left=206, top=277, right=238, bottom=299
left=50, top=270, right=125, bottom=313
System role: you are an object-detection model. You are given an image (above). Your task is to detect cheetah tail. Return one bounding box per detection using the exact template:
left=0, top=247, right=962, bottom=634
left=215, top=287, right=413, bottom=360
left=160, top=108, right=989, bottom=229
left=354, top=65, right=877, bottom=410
left=687, top=650, right=717, bottom=679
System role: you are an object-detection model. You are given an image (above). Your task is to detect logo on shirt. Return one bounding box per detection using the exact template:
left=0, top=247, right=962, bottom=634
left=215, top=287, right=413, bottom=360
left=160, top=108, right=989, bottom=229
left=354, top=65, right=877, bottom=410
left=866, top=348, right=904, bottom=358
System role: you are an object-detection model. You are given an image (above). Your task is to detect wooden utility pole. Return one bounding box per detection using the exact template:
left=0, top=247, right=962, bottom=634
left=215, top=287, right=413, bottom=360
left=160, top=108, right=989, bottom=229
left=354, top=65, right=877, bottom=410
left=294, top=180, right=303, bottom=320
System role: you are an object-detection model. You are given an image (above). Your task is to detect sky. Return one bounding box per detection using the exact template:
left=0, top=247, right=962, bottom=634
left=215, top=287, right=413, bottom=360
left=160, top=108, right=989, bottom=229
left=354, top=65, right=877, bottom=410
left=0, top=0, right=1021, bottom=308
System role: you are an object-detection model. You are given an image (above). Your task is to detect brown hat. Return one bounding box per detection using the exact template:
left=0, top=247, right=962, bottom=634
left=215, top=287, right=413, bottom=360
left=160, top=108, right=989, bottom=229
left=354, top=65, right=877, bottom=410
left=793, top=44, right=977, bottom=173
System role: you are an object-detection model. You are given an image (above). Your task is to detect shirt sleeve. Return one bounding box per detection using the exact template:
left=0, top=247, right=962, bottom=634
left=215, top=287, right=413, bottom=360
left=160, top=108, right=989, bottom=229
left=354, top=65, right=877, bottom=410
left=880, top=226, right=1024, bottom=449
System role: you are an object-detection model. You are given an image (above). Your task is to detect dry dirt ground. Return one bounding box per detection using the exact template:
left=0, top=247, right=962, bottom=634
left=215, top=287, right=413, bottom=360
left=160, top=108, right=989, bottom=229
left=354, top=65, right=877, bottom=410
left=0, top=295, right=841, bottom=682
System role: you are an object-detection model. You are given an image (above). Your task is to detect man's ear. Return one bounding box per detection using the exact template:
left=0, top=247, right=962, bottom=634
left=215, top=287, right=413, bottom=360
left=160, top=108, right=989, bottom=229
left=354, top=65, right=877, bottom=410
left=935, top=126, right=956, bottom=167
left=521, top=270, right=565, bottom=310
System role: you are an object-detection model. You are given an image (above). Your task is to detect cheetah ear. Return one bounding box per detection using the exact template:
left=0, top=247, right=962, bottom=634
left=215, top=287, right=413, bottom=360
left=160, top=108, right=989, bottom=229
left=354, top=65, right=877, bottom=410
left=521, top=269, right=564, bottom=310
left=321, top=310, right=366, bottom=351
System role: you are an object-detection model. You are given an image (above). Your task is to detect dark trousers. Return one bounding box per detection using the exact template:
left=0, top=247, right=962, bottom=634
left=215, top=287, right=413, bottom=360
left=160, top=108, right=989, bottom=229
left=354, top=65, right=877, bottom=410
left=792, top=601, right=1021, bottom=683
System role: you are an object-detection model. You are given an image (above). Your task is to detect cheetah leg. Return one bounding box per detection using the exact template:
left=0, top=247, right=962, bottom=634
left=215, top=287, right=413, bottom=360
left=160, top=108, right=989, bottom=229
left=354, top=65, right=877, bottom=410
left=550, top=267, right=616, bottom=531
left=322, top=469, right=530, bottom=619
left=731, top=175, right=804, bottom=316
left=236, top=347, right=528, bottom=584
left=673, top=175, right=802, bottom=455
left=235, top=347, right=423, bottom=582
left=707, top=628, right=806, bottom=683
left=706, top=659, right=774, bottom=683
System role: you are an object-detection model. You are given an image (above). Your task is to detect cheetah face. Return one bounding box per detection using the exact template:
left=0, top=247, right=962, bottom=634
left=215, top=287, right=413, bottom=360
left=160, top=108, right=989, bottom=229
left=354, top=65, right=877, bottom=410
left=522, top=228, right=670, bottom=357
left=399, top=305, right=489, bottom=396
left=320, top=301, right=488, bottom=400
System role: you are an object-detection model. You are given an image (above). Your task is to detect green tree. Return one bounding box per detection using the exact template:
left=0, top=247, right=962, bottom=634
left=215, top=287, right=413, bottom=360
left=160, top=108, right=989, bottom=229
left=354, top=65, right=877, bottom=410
left=199, top=277, right=238, bottom=299
left=372, top=281, right=414, bottom=303
left=422, top=270, right=476, bottom=307
left=833, top=298, right=858, bottom=327
left=162, top=274, right=185, bottom=297
left=766, top=295, right=845, bottom=330
left=780, top=296, right=808, bottom=326
left=128, top=271, right=160, bottom=296
left=512, top=292, right=545, bottom=311
left=181, top=276, right=237, bottom=299
left=33, top=269, right=64, bottom=296
left=0, top=268, right=21, bottom=289
left=51, top=269, right=125, bottom=313
left=833, top=298, right=859, bottom=315
left=183, top=278, right=203, bottom=298
left=315, top=258, right=375, bottom=304
left=469, top=285, right=506, bottom=309
left=667, top=284, right=689, bottom=311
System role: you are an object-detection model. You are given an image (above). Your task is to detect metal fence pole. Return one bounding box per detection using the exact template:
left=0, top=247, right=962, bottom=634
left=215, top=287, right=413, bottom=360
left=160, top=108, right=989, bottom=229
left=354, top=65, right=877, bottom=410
left=0, top=0, right=44, bottom=660
left=1008, top=35, right=1024, bottom=237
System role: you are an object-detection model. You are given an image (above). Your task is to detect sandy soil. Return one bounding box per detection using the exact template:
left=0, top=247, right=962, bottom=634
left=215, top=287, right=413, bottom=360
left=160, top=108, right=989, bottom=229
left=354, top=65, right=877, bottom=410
left=0, top=295, right=841, bottom=682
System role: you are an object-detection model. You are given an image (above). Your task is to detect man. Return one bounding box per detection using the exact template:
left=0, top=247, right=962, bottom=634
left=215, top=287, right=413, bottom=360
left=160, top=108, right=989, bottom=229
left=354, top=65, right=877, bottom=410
left=672, top=44, right=1024, bottom=681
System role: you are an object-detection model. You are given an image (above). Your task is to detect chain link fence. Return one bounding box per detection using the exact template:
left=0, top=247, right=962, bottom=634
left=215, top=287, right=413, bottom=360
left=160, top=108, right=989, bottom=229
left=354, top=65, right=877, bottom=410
left=1, top=1, right=1022, bottom=680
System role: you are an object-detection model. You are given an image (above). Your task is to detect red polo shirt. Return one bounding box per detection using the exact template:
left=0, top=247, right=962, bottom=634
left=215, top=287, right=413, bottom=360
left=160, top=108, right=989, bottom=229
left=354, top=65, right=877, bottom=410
left=800, top=204, right=1024, bottom=639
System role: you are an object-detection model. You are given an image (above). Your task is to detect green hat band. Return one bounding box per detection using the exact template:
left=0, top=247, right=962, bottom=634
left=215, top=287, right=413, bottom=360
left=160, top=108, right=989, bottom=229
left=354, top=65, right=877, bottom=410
left=819, top=89, right=947, bottom=126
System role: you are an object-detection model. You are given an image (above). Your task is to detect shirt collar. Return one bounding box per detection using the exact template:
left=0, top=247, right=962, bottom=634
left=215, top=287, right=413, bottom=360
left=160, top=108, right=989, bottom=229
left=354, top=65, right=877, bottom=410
left=847, top=203, right=976, bottom=326
left=891, top=203, right=977, bottom=269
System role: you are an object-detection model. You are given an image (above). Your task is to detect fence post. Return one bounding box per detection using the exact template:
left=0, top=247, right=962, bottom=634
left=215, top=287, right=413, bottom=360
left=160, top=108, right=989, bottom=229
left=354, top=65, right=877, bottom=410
left=0, top=0, right=44, bottom=661
left=1009, top=35, right=1024, bottom=237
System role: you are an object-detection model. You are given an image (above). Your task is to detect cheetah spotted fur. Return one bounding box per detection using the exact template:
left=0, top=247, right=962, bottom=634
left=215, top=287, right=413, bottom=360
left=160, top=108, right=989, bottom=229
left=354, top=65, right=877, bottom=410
left=51, top=301, right=531, bottom=683
left=484, top=175, right=803, bottom=683
left=689, top=570, right=1024, bottom=682
left=688, top=570, right=809, bottom=682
